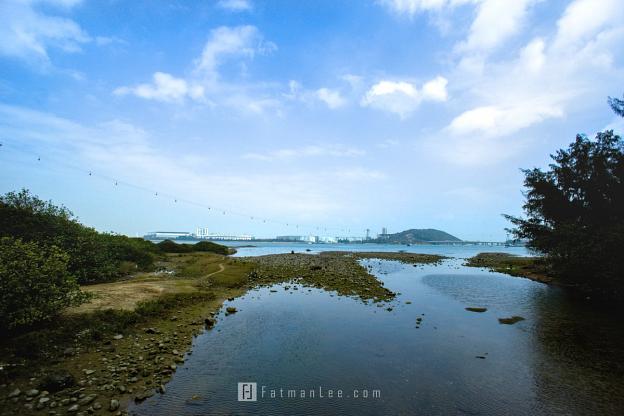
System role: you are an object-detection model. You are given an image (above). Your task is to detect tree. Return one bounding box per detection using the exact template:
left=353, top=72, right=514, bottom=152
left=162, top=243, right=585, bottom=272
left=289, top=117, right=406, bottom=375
left=0, top=189, right=157, bottom=283
left=0, top=237, right=86, bottom=330
left=505, top=126, right=624, bottom=296
left=608, top=94, right=624, bottom=117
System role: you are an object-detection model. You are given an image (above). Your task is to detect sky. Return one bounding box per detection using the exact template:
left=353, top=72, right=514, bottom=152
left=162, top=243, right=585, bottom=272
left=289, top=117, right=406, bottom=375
left=0, top=0, right=623, bottom=241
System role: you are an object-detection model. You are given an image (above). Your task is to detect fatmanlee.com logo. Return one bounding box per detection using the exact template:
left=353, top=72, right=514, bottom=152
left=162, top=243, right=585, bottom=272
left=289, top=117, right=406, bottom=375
left=238, top=382, right=381, bottom=402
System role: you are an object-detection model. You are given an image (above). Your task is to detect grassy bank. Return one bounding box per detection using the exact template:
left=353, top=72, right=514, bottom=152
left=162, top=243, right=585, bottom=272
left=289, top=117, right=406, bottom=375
left=249, top=251, right=444, bottom=303
left=0, top=250, right=439, bottom=415
left=465, top=252, right=553, bottom=284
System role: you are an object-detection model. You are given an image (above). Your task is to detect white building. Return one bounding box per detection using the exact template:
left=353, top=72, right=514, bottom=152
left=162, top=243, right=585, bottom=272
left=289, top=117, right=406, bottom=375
left=144, top=231, right=192, bottom=240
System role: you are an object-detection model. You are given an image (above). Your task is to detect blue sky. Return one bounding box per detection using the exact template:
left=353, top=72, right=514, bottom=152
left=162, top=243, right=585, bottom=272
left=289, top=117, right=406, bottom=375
left=1, top=0, right=623, bottom=240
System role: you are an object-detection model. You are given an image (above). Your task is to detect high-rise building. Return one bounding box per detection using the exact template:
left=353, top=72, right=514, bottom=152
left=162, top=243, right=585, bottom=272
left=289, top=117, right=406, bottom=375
left=382, top=227, right=388, bottom=235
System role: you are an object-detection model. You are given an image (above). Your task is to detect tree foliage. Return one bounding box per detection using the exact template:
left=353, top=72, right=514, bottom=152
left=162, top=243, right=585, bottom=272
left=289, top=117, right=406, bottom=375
left=0, top=237, right=86, bottom=330
left=505, top=130, right=624, bottom=296
left=608, top=94, right=624, bottom=117
left=0, top=189, right=158, bottom=284
left=156, top=239, right=230, bottom=255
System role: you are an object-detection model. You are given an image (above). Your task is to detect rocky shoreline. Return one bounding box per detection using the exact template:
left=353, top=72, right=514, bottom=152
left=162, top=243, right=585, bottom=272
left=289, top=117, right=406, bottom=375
left=0, top=251, right=445, bottom=415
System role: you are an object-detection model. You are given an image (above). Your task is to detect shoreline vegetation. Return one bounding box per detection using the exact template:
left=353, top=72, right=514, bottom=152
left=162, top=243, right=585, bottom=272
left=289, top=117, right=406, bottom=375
left=464, top=252, right=554, bottom=285
left=0, top=249, right=444, bottom=415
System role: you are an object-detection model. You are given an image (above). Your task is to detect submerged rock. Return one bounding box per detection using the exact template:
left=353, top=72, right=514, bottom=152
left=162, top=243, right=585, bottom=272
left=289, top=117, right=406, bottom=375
left=498, top=316, right=525, bottom=325
left=465, top=307, right=487, bottom=313
left=225, top=307, right=237, bottom=315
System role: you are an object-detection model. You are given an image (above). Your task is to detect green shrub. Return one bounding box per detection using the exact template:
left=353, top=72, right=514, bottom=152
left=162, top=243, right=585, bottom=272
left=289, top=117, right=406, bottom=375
left=0, top=189, right=158, bottom=284
left=0, top=237, right=86, bottom=330
left=193, top=240, right=230, bottom=255
left=156, top=239, right=230, bottom=255
left=156, top=239, right=192, bottom=253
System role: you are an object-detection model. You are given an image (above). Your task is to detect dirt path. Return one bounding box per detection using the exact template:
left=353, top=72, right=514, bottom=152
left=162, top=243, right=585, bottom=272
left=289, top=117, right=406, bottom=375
left=206, top=263, right=225, bottom=277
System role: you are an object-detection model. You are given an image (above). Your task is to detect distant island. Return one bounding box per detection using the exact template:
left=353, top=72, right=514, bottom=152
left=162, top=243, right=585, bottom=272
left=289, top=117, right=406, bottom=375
left=374, top=228, right=462, bottom=244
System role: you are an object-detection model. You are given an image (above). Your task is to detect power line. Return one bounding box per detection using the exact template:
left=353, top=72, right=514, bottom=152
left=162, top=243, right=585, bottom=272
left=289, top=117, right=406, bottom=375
left=0, top=141, right=363, bottom=237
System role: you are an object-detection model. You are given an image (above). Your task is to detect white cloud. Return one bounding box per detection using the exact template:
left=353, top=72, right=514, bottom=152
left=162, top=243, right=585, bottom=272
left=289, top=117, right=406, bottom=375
left=195, top=25, right=276, bottom=81
left=113, top=25, right=279, bottom=114
left=285, top=81, right=347, bottom=110
left=114, top=72, right=205, bottom=103
left=519, top=38, right=546, bottom=73
left=0, top=104, right=382, bottom=226
left=0, top=0, right=90, bottom=65
left=554, top=0, right=623, bottom=50
left=423, top=0, right=624, bottom=167
left=422, top=76, right=449, bottom=101
left=377, top=0, right=472, bottom=16
left=315, top=88, right=346, bottom=109
left=361, top=77, right=448, bottom=118
left=447, top=104, right=563, bottom=137
left=217, top=0, right=252, bottom=12
left=242, top=145, right=364, bottom=161
left=456, top=0, right=536, bottom=54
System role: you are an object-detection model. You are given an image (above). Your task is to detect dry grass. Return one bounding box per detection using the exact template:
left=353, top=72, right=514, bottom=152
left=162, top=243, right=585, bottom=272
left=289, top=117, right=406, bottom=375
left=65, top=279, right=198, bottom=313
left=66, top=252, right=253, bottom=314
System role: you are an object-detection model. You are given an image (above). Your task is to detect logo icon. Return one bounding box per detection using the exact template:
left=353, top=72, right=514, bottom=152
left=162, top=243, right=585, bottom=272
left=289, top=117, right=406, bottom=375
left=238, top=382, right=257, bottom=402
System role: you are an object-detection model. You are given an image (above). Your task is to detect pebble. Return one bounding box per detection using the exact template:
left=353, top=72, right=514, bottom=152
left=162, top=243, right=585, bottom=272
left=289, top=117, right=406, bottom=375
left=7, top=388, right=21, bottom=398
left=109, top=399, right=120, bottom=411
left=26, top=389, right=39, bottom=397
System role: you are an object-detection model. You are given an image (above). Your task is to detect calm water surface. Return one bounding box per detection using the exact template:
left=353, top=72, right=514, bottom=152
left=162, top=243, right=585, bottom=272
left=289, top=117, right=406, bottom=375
left=130, top=246, right=624, bottom=415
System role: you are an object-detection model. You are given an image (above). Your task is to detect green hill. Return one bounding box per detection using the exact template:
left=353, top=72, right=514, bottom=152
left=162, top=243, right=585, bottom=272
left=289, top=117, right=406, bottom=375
left=378, top=228, right=461, bottom=244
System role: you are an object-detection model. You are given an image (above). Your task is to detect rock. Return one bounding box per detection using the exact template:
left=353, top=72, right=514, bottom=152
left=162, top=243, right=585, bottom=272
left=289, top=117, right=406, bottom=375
left=83, top=369, right=95, bottom=376
left=144, top=328, right=157, bottom=334
left=225, top=307, right=237, bottom=314
left=26, top=389, right=39, bottom=397
left=78, top=394, right=97, bottom=406
left=63, top=347, right=75, bottom=356
left=134, top=390, right=154, bottom=403
left=113, top=334, right=123, bottom=340
left=7, top=388, right=21, bottom=398
left=117, top=385, right=126, bottom=393
left=158, top=384, right=166, bottom=394
left=109, top=399, right=120, bottom=411
left=498, top=316, right=525, bottom=325
left=465, top=307, right=488, bottom=313
left=93, top=402, right=102, bottom=410
left=39, top=397, right=50, bottom=404
left=204, top=318, right=216, bottom=328
left=40, top=371, right=76, bottom=392
left=67, top=404, right=79, bottom=413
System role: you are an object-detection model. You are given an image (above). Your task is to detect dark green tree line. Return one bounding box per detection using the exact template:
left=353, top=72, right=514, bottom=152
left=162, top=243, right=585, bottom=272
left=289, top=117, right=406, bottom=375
left=506, top=98, right=624, bottom=297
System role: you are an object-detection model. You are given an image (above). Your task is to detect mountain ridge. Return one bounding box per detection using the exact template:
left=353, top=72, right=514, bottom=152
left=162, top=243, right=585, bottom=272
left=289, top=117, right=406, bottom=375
left=376, top=228, right=461, bottom=243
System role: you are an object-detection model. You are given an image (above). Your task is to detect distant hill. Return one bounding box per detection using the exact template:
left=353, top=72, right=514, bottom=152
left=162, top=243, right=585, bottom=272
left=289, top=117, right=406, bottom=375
left=377, top=228, right=461, bottom=244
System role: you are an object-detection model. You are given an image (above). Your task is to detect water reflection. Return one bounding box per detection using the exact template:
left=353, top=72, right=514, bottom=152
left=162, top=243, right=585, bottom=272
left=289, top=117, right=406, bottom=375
left=130, top=259, right=624, bottom=415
